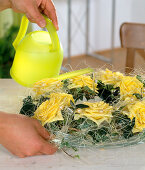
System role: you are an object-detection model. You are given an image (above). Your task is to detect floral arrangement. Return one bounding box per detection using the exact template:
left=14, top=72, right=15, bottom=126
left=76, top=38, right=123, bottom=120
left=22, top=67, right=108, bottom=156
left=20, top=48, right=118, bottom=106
left=20, top=69, right=145, bottom=152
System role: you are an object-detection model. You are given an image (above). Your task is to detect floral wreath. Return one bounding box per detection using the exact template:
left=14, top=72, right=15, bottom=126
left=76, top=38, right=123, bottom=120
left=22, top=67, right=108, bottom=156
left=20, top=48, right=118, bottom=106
left=20, top=69, right=145, bottom=155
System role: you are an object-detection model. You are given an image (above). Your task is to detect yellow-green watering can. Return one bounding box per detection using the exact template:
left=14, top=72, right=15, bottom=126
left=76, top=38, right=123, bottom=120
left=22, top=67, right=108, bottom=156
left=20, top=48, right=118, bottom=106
left=10, top=15, right=63, bottom=87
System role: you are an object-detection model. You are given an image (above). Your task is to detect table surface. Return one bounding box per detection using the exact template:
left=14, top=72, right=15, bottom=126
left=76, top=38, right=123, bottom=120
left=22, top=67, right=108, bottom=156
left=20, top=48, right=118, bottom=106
left=0, top=79, right=145, bottom=170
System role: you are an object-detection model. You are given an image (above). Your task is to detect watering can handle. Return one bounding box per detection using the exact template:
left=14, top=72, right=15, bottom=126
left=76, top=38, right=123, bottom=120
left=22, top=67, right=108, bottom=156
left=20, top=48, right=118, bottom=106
left=13, top=15, right=60, bottom=50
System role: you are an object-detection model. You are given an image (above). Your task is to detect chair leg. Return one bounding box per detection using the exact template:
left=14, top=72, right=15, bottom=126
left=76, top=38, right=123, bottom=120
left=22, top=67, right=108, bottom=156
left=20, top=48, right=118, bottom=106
left=125, top=48, right=135, bottom=75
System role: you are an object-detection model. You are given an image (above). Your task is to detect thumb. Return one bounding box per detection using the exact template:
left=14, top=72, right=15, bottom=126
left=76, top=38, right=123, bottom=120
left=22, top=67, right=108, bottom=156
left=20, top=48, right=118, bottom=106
left=25, top=2, right=46, bottom=28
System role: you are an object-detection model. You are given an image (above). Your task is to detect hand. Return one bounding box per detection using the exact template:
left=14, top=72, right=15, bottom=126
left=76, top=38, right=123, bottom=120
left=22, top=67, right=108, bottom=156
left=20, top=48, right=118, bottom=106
left=0, top=112, right=57, bottom=158
left=8, top=0, right=58, bottom=29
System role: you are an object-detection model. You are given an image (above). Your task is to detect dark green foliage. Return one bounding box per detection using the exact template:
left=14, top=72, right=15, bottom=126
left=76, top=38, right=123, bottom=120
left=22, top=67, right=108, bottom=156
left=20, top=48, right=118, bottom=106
left=0, top=26, right=19, bottom=78
left=45, top=120, right=64, bottom=132
left=36, top=96, right=49, bottom=106
left=76, top=104, right=89, bottom=109
left=62, top=79, right=70, bottom=90
left=72, top=118, right=97, bottom=130
left=119, top=105, right=126, bottom=111
left=20, top=96, right=37, bottom=117
left=82, top=86, right=96, bottom=100
left=68, top=86, right=96, bottom=102
left=133, top=93, right=143, bottom=100
left=88, top=126, right=110, bottom=142
left=70, top=100, right=89, bottom=109
left=136, top=75, right=145, bottom=87
left=70, top=100, right=76, bottom=109
left=69, top=87, right=83, bottom=101
left=97, top=80, right=120, bottom=104
left=112, top=111, right=135, bottom=139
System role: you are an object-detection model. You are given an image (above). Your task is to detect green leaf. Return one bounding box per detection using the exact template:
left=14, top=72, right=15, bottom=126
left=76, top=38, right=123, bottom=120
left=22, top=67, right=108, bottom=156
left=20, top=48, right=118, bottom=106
left=112, top=111, right=135, bottom=139
left=76, top=104, right=89, bottom=109
left=133, top=93, right=143, bottom=100
left=136, top=75, right=145, bottom=87
left=97, top=80, right=120, bottom=104
left=78, top=119, right=96, bottom=129
left=74, top=155, right=80, bottom=159
left=37, top=96, right=49, bottom=106
left=62, top=79, right=70, bottom=89
left=136, top=75, right=142, bottom=82
left=20, top=96, right=37, bottom=117
left=119, top=105, right=126, bottom=111
left=70, top=100, right=76, bottom=109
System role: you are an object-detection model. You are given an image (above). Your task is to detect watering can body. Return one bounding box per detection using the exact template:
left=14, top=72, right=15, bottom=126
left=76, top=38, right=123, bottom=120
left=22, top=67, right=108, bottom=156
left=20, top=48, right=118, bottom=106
left=10, top=15, right=63, bottom=87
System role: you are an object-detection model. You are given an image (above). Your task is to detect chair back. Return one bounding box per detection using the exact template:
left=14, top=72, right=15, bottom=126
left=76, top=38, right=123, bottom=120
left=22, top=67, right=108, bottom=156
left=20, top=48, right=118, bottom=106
left=120, top=22, right=145, bottom=74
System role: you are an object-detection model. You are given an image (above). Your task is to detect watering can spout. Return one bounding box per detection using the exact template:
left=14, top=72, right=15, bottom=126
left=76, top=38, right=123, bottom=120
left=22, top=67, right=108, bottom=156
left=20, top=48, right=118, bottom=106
left=13, top=15, right=29, bottom=50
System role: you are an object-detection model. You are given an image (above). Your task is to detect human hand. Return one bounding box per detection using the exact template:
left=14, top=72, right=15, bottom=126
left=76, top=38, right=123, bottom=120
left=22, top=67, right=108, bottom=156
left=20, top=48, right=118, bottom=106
left=0, top=112, right=57, bottom=158
left=9, top=0, right=58, bottom=29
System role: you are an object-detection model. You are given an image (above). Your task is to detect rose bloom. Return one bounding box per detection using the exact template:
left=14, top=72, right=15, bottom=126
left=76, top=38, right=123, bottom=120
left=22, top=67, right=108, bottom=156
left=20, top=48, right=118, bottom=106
left=118, top=76, right=143, bottom=99
left=75, top=101, right=113, bottom=126
left=33, top=78, right=63, bottom=96
left=68, top=75, right=97, bottom=91
left=33, top=93, right=74, bottom=125
left=96, top=69, right=124, bottom=85
left=127, top=101, right=145, bottom=133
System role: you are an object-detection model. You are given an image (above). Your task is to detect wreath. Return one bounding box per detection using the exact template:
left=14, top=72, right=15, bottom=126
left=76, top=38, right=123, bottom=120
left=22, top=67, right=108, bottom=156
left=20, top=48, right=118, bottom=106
left=20, top=69, right=145, bottom=155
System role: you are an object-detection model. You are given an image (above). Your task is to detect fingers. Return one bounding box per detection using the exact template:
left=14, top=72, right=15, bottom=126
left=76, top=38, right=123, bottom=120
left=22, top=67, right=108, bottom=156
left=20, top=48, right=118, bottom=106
left=25, top=1, right=46, bottom=28
left=34, top=121, right=50, bottom=140
left=45, top=0, right=59, bottom=30
left=35, top=121, right=57, bottom=155
left=40, top=138, right=58, bottom=155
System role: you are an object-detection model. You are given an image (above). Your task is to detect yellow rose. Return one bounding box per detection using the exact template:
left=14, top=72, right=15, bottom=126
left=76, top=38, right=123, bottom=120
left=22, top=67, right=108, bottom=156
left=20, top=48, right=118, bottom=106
left=96, top=69, right=124, bottom=85
left=74, top=101, right=113, bottom=126
left=127, top=101, right=145, bottom=133
left=119, top=76, right=143, bottom=99
left=33, top=93, right=74, bottom=125
left=68, top=75, right=97, bottom=92
left=33, top=78, right=63, bottom=96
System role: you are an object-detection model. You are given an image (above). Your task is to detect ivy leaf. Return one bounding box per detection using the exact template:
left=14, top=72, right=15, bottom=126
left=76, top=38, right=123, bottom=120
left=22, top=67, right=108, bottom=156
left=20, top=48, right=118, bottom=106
left=62, top=79, right=70, bottom=89
left=97, top=80, right=120, bottom=104
left=68, top=86, right=97, bottom=102
left=136, top=75, right=142, bottom=82
left=70, top=100, right=76, bottom=109
left=76, top=104, right=89, bottom=109
left=69, top=88, right=84, bottom=102
left=119, top=105, right=126, bottom=111
left=37, top=96, right=49, bottom=106
left=20, top=96, right=37, bottom=117
left=112, top=111, right=135, bottom=139
left=88, top=126, right=110, bottom=142
left=133, top=93, right=143, bottom=100
left=74, top=155, right=80, bottom=159
left=82, top=86, right=96, bottom=100
left=136, top=75, right=145, bottom=87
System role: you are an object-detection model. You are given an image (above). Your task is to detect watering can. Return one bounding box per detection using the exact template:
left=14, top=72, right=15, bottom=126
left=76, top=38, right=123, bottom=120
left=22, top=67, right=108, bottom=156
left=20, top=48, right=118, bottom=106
left=10, top=15, right=63, bottom=87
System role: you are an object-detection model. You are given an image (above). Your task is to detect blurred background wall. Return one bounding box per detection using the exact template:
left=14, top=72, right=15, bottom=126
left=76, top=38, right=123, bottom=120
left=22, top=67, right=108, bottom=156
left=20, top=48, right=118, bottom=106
left=50, top=0, right=145, bottom=57
left=0, top=0, right=145, bottom=78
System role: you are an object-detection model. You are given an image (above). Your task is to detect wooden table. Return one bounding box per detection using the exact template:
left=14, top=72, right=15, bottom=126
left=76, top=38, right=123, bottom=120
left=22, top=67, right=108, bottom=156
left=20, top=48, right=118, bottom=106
left=0, top=79, right=145, bottom=170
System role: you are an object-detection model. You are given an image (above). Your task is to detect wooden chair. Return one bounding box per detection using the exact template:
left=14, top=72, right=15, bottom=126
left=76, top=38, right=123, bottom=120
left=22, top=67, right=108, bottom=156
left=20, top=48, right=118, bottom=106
left=120, top=22, right=145, bottom=74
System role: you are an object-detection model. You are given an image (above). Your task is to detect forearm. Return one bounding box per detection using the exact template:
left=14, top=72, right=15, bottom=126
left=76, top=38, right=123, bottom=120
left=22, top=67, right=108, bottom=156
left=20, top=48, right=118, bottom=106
left=0, top=0, right=11, bottom=11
